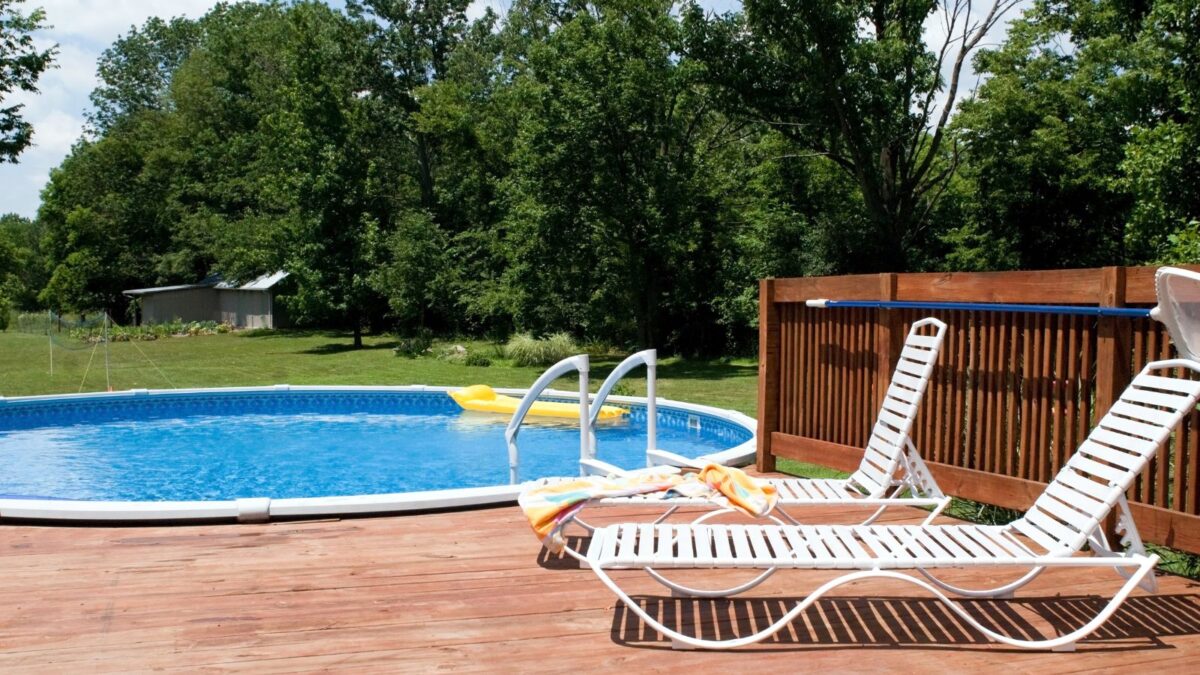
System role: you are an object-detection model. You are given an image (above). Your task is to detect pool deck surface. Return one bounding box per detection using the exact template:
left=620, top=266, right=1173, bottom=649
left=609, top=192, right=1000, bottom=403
left=3, top=494, right=1200, bottom=672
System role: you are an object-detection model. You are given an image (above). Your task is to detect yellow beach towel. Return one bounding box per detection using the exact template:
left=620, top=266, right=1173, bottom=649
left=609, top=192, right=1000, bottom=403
left=519, top=464, right=777, bottom=552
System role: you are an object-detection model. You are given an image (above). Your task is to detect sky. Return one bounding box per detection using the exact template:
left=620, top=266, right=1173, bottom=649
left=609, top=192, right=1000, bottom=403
left=0, top=0, right=1012, bottom=219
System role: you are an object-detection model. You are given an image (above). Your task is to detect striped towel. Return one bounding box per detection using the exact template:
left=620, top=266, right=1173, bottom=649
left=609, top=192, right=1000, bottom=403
left=519, top=464, right=777, bottom=552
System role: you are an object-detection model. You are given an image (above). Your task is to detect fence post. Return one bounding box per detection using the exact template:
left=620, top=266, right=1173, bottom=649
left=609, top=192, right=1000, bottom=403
left=757, top=278, right=779, bottom=473
left=875, top=273, right=902, bottom=411
left=1095, top=266, right=1131, bottom=422
left=1096, top=266, right=1131, bottom=541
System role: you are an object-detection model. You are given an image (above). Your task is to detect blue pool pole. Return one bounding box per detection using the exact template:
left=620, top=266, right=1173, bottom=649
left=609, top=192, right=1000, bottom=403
left=579, top=361, right=591, bottom=468
left=804, top=299, right=1151, bottom=318
left=646, top=351, right=657, bottom=468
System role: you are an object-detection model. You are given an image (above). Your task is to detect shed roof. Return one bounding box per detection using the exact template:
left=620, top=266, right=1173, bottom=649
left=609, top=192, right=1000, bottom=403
left=123, top=271, right=288, bottom=297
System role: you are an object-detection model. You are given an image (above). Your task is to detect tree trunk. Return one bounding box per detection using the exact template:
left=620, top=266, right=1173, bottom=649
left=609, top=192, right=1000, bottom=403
left=415, top=132, right=436, bottom=212
left=352, top=310, right=363, bottom=349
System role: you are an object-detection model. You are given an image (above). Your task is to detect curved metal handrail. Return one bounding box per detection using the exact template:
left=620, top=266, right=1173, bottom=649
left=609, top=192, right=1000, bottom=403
left=503, top=354, right=590, bottom=483
left=588, top=349, right=656, bottom=468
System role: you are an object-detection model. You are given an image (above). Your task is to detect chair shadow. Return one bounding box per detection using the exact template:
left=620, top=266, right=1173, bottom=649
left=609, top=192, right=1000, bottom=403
left=608, top=591, right=1200, bottom=652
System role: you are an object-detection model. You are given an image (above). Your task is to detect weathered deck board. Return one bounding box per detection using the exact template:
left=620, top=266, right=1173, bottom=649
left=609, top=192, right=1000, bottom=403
left=2, top=500, right=1200, bottom=672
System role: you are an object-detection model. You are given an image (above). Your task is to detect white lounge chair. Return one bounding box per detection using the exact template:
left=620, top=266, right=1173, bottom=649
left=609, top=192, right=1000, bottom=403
left=572, top=317, right=950, bottom=528
left=560, top=359, right=1200, bottom=651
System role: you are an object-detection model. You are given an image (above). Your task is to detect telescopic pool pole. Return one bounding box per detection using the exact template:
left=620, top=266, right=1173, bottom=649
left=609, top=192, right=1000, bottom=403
left=104, top=312, right=112, bottom=392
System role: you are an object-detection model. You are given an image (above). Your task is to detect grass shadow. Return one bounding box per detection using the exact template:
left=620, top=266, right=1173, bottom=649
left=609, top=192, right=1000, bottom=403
left=300, top=340, right=400, bottom=355
left=237, top=328, right=333, bottom=339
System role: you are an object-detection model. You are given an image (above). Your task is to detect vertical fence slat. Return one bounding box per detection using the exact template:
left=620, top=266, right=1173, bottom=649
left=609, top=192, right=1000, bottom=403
left=952, top=318, right=968, bottom=468
left=1005, top=313, right=1019, bottom=476
left=1019, top=314, right=1033, bottom=480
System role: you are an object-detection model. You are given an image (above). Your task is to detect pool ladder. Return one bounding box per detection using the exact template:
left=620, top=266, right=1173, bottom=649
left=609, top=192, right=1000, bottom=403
left=504, top=350, right=658, bottom=484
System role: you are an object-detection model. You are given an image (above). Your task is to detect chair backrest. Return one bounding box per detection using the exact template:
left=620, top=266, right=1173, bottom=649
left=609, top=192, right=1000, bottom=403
left=847, top=318, right=947, bottom=497
left=1012, top=359, right=1200, bottom=554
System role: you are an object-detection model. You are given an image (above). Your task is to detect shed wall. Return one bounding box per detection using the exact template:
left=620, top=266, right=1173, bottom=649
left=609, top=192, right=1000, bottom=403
left=218, top=291, right=274, bottom=329
left=138, top=289, right=277, bottom=328
left=140, top=289, right=218, bottom=324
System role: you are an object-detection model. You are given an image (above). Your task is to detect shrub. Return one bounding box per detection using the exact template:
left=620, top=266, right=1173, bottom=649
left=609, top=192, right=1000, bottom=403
left=464, top=351, right=492, bottom=367
left=393, top=329, right=433, bottom=357
left=67, top=319, right=223, bottom=343
left=505, top=332, right=580, bottom=367
left=610, top=380, right=636, bottom=397
left=437, top=344, right=468, bottom=363
left=504, top=333, right=541, bottom=366
left=544, top=332, right=578, bottom=361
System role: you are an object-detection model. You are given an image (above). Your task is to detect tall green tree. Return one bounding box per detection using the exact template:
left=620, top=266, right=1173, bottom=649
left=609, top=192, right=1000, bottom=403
left=0, top=0, right=55, bottom=161
left=87, top=15, right=202, bottom=133
left=950, top=0, right=1200, bottom=269
left=38, top=112, right=181, bottom=315
left=0, top=212, right=44, bottom=309
left=349, top=0, right=473, bottom=216
left=495, top=0, right=735, bottom=351
left=683, top=0, right=1019, bottom=271
left=167, top=2, right=388, bottom=346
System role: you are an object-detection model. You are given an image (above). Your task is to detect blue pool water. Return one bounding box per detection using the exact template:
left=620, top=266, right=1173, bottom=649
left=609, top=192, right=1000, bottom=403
left=0, top=390, right=751, bottom=501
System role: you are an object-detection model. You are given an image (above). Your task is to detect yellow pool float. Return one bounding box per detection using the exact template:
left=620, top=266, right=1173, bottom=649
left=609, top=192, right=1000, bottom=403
left=449, top=384, right=627, bottom=420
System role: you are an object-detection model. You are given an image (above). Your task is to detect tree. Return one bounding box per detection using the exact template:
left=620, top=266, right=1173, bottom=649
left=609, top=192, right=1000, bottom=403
left=166, top=2, right=388, bottom=347
left=87, top=15, right=202, bottom=133
left=949, top=0, right=1200, bottom=269
left=38, top=113, right=182, bottom=315
left=349, top=0, right=473, bottom=216
left=1120, top=0, right=1200, bottom=263
left=0, top=212, right=44, bottom=309
left=494, top=0, right=737, bottom=352
left=0, top=0, right=55, bottom=161
left=683, top=0, right=1019, bottom=271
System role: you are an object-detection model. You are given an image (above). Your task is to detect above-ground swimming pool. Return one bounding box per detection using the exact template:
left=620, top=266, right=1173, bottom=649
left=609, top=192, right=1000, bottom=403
left=0, top=386, right=755, bottom=523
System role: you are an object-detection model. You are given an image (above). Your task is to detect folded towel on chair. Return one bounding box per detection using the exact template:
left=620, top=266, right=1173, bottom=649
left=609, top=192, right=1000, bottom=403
left=519, top=464, right=777, bottom=552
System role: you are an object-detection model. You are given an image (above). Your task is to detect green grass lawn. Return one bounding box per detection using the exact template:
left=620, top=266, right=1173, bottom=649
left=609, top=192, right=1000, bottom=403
left=0, top=329, right=759, bottom=415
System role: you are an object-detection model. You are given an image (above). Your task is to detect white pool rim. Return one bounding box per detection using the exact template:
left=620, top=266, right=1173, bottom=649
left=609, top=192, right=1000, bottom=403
left=0, top=384, right=757, bottom=523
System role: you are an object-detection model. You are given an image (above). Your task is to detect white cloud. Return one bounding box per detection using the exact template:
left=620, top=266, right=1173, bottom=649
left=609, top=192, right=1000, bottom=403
left=0, top=0, right=220, bottom=218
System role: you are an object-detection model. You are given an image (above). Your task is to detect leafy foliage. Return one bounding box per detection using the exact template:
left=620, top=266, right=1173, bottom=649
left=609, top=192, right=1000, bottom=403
left=15, top=0, right=1200, bottom=354
left=0, top=0, right=55, bottom=161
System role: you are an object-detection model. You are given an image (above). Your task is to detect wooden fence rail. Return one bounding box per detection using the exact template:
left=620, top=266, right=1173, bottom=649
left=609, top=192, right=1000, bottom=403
left=757, top=265, right=1200, bottom=554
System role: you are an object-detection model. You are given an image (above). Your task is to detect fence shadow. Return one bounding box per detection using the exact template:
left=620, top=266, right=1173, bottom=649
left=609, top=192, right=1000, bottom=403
left=608, top=592, right=1200, bottom=652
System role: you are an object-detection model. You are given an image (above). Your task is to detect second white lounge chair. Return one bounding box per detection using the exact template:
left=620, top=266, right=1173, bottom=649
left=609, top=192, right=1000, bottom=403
left=571, top=317, right=950, bottom=527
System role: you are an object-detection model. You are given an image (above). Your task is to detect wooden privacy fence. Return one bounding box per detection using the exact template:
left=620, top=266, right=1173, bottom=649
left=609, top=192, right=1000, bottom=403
left=757, top=265, right=1200, bottom=554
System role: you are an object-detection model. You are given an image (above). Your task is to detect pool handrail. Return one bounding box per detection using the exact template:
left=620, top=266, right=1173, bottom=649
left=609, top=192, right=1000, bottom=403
left=587, top=349, right=656, bottom=469
left=504, top=354, right=591, bottom=484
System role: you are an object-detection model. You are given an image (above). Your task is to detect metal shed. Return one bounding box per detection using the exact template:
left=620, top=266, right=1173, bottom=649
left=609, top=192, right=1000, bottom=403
left=123, top=272, right=290, bottom=329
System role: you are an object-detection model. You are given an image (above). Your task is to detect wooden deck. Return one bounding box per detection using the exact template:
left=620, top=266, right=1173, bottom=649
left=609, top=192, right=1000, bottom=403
left=3, top=499, right=1200, bottom=672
